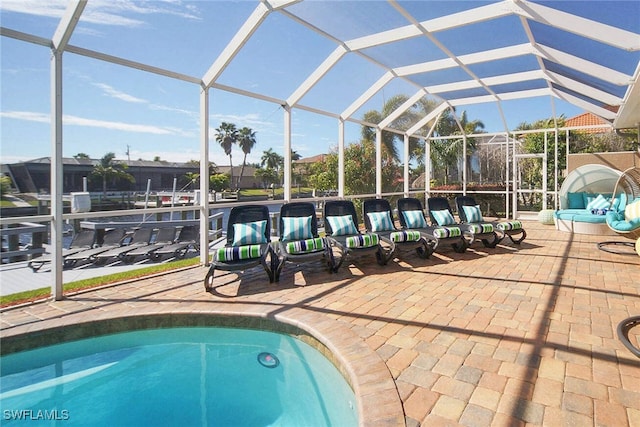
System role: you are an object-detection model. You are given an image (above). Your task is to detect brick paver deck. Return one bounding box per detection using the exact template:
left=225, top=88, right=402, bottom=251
left=2, top=221, right=639, bottom=426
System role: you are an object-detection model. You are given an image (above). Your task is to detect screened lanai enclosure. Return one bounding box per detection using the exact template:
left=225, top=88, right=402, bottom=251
left=1, top=0, right=639, bottom=298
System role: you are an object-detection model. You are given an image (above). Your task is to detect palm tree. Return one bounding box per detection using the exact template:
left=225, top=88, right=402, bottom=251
left=236, top=127, right=256, bottom=190
left=361, top=94, right=439, bottom=162
left=215, top=122, right=238, bottom=188
left=91, top=152, right=134, bottom=194
left=261, top=148, right=283, bottom=171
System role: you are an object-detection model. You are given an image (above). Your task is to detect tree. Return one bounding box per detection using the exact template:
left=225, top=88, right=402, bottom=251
left=209, top=173, right=230, bottom=192
left=90, top=152, right=134, bottom=194
left=236, top=127, right=256, bottom=190
left=361, top=94, right=439, bottom=162
left=254, top=167, right=279, bottom=189
left=215, top=122, right=238, bottom=189
left=261, top=148, right=282, bottom=171
left=0, top=175, right=12, bottom=198
left=73, top=153, right=90, bottom=160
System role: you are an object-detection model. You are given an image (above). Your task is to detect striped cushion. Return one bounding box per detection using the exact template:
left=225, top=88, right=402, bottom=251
left=214, top=245, right=262, bottom=262
left=232, top=220, right=267, bottom=246
left=367, top=211, right=394, bottom=232
left=625, top=199, right=640, bottom=221
left=402, top=210, right=427, bottom=229
left=432, top=209, right=455, bottom=226
left=326, top=215, right=358, bottom=236
left=586, top=194, right=609, bottom=210
left=462, top=205, right=483, bottom=222
left=497, top=220, right=522, bottom=231
left=433, top=226, right=462, bottom=238
left=468, top=223, right=494, bottom=234
left=286, top=237, right=325, bottom=254
left=390, top=230, right=421, bottom=242
left=282, top=216, right=312, bottom=241
left=345, top=233, right=379, bottom=248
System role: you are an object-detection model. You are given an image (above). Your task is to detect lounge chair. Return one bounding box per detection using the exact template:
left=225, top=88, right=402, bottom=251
left=323, top=200, right=393, bottom=271
left=363, top=198, right=432, bottom=259
left=428, top=196, right=501, bottom=248
left=150, top=225, right=199, bottom=261
left=120, top=227, right=177, bottom=263
left=204, top=204, right=275, bottom=291
left=273, top=201, right=335, bottom=281
left=397, top=197, right=467, bottom=253
left=28, top=229, right=96, bottom=272
left=92, top=227, right=154, bottom=266
left=63, top=228, right=127, bottom=267
left=455, top=196, right=526, bottom=245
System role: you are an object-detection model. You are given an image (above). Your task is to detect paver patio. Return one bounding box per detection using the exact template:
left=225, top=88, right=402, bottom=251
left=1, top=220, right=639, bottom=426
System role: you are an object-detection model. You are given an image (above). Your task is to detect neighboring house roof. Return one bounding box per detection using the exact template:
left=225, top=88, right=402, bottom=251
left=565, top=113, right=612, bottom=133
left=296, top=154, right=327, bottom=164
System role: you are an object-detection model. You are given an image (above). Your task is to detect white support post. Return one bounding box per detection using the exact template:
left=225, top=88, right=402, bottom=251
left=283, top=105, right=292, bottom=202
left=51, top=50, right=64, bottom=300
left=403, top=134, right=410, bottom=197
left=425, top=138, right=431, bottom=204
left=199, top=86, right=210, bottom=266
left=543, top=131, right=548, bottom=210
left=554, top=129, right=559, bottom=210
left=338, top=120, right=345, bottom=197
left=376, top=129, right=382, bottom=197
left=462, top=134, right=467, bottom=195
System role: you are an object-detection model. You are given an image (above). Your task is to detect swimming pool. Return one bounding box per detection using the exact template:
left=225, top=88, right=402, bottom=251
left=1, top=326, right=358, bottom=426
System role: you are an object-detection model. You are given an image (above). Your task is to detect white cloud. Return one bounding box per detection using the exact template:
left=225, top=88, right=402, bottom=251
left=1, top=110, right=189, bottom=136
left=93, top=83, right=147, bottom=104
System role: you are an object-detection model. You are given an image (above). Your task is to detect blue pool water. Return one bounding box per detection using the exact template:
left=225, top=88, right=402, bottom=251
left=0, top=327, right=358, bottom=426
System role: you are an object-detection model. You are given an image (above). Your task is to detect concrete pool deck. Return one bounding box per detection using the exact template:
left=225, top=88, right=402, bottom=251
left=1, top=220, right=639, bottom=426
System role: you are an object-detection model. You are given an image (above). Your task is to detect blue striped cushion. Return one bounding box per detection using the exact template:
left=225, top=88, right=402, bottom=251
left=282, top=216, right=313, bottom=241
left=432, top=209, right=455, bottom=226
left=232, top=220, right=267, bottom=246
left=345, top=233, right=379, bottom=248
left=390, top=230, right=421, bottom=242
left=586, top=194, right=609, bottom=210
left=433, top=226, right=461, bottom=238
left=285, top=237, right=325, bottom=254
left=468, top=223, right=494, bottom=234
left=367, top=211, right=394, bottom=232
left=462, top=205, right=483, bottom=222
left=402, top=210, right=427, bottom=229
left=214, top=245, right=262, bottom=262
left=497, top=221, right=522, bottom=231
left=326, top=215, right=358, bottom=236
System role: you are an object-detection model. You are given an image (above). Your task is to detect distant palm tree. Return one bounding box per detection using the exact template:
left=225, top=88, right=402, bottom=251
left=91, top=152, right=134, bottom=194
left=236, top=127, right=256, bottom=190
left=215, top=122, right=238, bottom=188
left=261, top=148, right=282, bottom=171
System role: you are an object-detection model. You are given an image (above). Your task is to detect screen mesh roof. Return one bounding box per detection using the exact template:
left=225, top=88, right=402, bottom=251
left=1, top=0, right=639, bottom=135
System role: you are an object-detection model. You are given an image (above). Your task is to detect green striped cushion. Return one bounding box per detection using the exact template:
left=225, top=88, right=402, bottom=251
left=345, top=233, right=379, bottom=248
left=390, top=230, right=421, bottom=242
left=285, top=237, right=325, bottom=254
left=497, top=220, right=522, bottom=231
left=468, top=223, right=494, bottom=234
left=433, top=226, right=462, bottom=238
left=214, top=245, right=262, bottom=262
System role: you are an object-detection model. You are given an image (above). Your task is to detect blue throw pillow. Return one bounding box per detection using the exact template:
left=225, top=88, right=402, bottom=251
left=432, top=209, right=455, bottom=226
left=367, top=211, right=394, bottom=232
left=326, top=215, right=358, bottom=236
left=232, top=220, right=267, bottom=246
left=402, top=210, right=427, bottom=229
left=567, top=192, right=585, bottom=209
left=281, top=216, right=313, bottom=241
left=462, top=205, right=483, bottom=222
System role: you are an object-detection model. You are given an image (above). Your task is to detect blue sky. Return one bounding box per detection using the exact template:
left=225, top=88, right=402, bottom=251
left=0, top=1, right=589, bottom=167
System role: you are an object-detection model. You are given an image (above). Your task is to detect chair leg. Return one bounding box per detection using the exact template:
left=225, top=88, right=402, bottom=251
left=482, top=232, right=501, bottom=248
left=508, top=229, right=526, bottom=244
left=204, top=266, right=215, bottom=292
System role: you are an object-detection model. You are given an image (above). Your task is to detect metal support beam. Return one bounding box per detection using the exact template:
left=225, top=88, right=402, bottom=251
left=51, top=50, right=64, bottom=300
left=199, top=86, right=210, bottom=266
left=283, top=106, right=292, bottom=201
left=338, top=120, right=345, bottom=197
left=376, top=129, right=382, bottom=197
